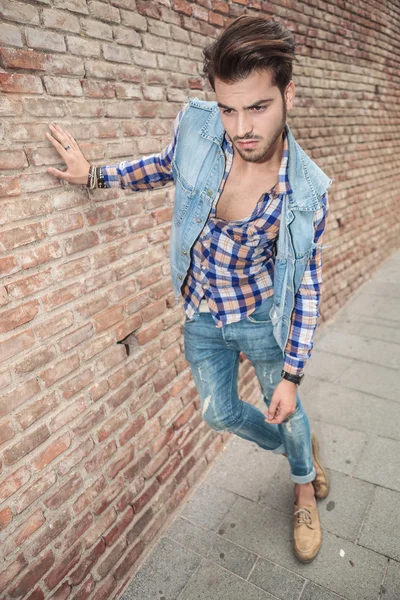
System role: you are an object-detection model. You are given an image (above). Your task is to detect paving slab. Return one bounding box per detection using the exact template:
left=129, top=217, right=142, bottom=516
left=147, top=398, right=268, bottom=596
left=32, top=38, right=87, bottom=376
left=178, top=560, right=278, bottom=600
left=166, top=516, right=258, bottom=579
left=308, top=420, right=368, bottom=476
left=315, top=330, right=400, bottom=369
left=119, top=537, right=201, bottom=600
left=248, top=557, right=305, bottom=600
left=304, top=350, right=354, bottom=383
left=317, top=470, right=375, bottom=543
left=300, top=581, right=347, bottom=600
left=354, top=435, right=400, bottom=491
left=358, top=486, right=400, bottom=561
left=336, top=359, right=400, bottom=403
left=205, top=435, right=282, bottom=502
left=218, top=496, right=387, bottom=600
left=381, top=560, right=400, bottom=600
left=179, top=482, right=238, bottom=531
left=324, top=314, right=400, bottom=345
left=302, top=379, right=400, bottom=441
left=340, top=293, right=400, bottom=324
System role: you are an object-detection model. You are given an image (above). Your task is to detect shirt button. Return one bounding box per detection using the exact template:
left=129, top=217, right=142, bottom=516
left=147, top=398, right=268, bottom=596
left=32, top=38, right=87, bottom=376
left=196, top=217, right=202, bottom=223
left=206, top=189, right=213, bottom=197
left=178, top=275, right=182, bottom=280
left=181, top=249, right=187, bottom=255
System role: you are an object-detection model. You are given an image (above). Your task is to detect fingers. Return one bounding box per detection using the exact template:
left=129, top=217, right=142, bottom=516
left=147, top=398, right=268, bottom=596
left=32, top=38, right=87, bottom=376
left=46, top=130, right=68, bottom=158
left=47, top=167, right=70, bottom=182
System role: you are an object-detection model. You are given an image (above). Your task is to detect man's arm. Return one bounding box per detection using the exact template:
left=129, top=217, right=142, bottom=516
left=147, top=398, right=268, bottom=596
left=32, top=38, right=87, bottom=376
left=102, top=104, right=187, bottom=190
left=45, top=103, right=188, bottom=188
left=282, top=192, right=330, bottom=376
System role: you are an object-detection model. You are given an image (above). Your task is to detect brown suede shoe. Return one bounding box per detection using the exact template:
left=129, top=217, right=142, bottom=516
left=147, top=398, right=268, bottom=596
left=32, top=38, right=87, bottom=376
left=293, top=502, right=322, bottom=563
left=311, top=432, right=330, bottom=500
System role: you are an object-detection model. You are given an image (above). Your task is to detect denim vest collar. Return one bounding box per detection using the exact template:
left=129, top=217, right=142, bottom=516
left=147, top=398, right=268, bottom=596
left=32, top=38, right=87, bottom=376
left=194, top=99, right=331, bottom=212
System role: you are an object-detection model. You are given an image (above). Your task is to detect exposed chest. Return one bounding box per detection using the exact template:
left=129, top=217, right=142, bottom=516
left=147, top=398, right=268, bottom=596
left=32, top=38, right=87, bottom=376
left=215, top=167, right=279, bottom=222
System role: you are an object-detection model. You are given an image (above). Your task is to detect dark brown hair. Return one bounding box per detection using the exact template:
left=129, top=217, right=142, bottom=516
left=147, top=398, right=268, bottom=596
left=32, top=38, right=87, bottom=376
left=203, top=15, right=296, bottom=97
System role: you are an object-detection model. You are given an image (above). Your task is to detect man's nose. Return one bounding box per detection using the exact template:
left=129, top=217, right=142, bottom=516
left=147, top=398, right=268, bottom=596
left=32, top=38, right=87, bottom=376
left=236, top=112, right=253, bottom=139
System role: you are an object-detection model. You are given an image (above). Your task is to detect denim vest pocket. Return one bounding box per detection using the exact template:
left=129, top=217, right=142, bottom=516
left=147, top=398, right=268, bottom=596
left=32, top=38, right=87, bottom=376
left=172, top=161, right=196, bottom=227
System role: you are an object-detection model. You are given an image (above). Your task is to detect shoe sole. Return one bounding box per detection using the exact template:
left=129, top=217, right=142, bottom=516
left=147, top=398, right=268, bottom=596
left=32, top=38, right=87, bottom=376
left=293, top=539, right=322, bottom=563
left=312, top=432, right=330, bottom=500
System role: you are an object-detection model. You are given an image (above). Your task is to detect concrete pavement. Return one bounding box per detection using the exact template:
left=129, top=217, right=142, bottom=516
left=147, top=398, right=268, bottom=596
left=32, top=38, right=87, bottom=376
left=120, top=248, right=400, bottom=600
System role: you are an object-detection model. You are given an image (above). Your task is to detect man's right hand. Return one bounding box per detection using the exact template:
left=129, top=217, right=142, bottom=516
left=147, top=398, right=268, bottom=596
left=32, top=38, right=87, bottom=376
left=45, top=124, right=91, bottom=185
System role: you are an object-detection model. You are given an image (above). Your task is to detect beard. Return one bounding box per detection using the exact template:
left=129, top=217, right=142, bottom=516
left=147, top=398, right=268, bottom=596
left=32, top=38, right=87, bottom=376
left=232, top=101, right=287, bottom=164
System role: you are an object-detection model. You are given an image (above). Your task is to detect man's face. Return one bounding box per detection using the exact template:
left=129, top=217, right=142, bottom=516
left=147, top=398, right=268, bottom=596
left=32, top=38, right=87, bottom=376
left=214, top=69, right=295, bottom=164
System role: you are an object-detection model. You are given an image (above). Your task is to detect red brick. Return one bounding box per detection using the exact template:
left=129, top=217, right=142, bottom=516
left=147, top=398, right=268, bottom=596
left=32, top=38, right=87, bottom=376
left=60, top=369, right=94, bottom=399
left=69, top=539, right=105, bottom=586
left=57, top=439, right=94, bottom=477
left=58, top=323, right=94, bottom=353
left=44, top=544, right=82, bottom=590
left=7, top=270, right=52, bottom=299
left=0, top=552, right=28, bottom=592
left=0, top=419, right=15, bottom=446
left=64, top=231, right=99, bottom=256
left=93, top=305, right=124, bottom=332
left=44, top=471, right=83, bottom=510
left=0, top=47, right=46, bottom=70
left=83, top=437, right=117, bottom=474
left=73, top=476, right=107, bottom=515
left=42, top=283, right=82, bottom=311
left=118, top=413, right=146, bottom=447
left=4, top=424, right=50, bottom=466
left=39, top=354, right=80, bottom=388
left=45, top=213, right=84, bottom=235
left=12, top=471, right=56, bottom=514
left=31, top=432, right=71, bottom=472
left=2, top=507, right=45, bottom=556
left=0, top=505, right=13, bottom=529
left=0, top=377, right=40, bottom=417
left=8, top=550, right=55, bottom=598
left=34, top=310, right=74, bottom=340
left=0, top=72, right=43, bottom=94
left=0, top=222, right=44, bottom=252
left=29, top=510, right=71, bottom=558
left=126, top=507, right=153, bottom=542
left=0, top=175, right=21, bottom=197
left=49, top=395, right=86, bottom=434
left=157, top=454, right=181, bottom=484
left=0, top=465, right=31, bottom=503
left=16, top=390, right=59, bottom=428
left=84, top=505, right=117, bottom=549
left=71, top=405, right=107, bottom=438
left=22, top=242, right=62, bottom=270
left=0, top=299, right=39, bottom=333
left=113, top=540, right=144, bottom=580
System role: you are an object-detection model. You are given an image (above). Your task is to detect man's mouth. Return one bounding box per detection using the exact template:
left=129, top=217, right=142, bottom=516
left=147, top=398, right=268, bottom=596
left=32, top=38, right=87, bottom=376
left=237, top=140, right=259, bottom=148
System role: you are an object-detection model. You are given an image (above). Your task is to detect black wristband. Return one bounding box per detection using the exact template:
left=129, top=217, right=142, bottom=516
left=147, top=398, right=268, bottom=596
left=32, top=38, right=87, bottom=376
left=281, top=370, right=304, bottom=386
left=97, top=166, right=106, bottom=188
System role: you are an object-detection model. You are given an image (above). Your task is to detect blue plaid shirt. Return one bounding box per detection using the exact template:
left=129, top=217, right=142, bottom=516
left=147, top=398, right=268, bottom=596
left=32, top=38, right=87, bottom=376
left=102, top=105, right=329, bottom=375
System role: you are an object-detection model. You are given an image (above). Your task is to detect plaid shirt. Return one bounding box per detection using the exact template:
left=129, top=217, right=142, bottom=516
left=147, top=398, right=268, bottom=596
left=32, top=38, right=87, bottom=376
left=102, top=105, right=328, bottom=376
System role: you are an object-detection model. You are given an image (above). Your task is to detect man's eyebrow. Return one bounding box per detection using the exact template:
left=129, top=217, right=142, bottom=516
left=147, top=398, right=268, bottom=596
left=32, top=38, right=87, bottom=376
left=217, top=98, right=274, bottom=110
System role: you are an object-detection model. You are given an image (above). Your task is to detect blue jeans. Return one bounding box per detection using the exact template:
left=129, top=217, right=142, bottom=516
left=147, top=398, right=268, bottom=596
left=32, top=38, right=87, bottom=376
left=183, top=294, right=316, bottom=484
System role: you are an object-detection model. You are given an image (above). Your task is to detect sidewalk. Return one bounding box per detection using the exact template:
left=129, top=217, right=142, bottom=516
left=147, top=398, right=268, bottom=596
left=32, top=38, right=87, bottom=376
left=120, top=249, right=400, bottom=600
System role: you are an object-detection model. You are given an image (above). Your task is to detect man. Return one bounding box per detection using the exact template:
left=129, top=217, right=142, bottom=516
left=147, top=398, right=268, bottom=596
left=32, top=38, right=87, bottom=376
left=46, top=15, right=331, bottom=563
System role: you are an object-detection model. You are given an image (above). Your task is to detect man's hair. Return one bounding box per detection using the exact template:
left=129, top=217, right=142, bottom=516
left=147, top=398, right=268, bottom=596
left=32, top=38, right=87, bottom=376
left=203, top=15, right=296, bottom=97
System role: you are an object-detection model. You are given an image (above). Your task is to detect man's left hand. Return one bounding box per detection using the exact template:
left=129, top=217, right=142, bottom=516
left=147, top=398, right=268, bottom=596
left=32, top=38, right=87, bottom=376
left=264, top=379, right=297, bottom=425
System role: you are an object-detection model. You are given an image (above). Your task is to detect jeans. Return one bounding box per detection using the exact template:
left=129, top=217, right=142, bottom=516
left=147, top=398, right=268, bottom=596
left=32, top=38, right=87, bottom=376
left=183, top=294, right=316, bottom=484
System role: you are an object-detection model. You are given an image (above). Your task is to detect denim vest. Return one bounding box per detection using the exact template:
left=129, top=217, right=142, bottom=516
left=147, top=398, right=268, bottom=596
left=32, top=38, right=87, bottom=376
left=169, top=98, right=332, bottom=352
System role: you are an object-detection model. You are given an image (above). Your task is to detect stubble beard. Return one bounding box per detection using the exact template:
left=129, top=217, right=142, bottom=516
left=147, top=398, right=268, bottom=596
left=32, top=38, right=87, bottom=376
left=233, top=102, right=287, bottom=164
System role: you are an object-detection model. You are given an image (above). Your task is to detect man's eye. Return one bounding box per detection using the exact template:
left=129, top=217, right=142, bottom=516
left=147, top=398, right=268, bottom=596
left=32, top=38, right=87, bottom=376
left=250, top=106, right=266, bottom=112
left=222, top=109, right=233, bottom=115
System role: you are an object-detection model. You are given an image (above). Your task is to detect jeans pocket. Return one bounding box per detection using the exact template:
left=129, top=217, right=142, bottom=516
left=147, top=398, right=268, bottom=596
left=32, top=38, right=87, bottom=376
left=246, top=297, right=274, bottom=324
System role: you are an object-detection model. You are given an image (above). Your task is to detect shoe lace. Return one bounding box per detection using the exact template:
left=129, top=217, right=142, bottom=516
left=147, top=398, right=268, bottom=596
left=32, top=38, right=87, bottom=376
left=294, top=507, right=312, bottom=526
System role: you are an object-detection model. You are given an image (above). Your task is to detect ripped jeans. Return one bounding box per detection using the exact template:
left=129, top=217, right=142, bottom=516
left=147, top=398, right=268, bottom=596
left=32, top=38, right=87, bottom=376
left=183, top=295, right=316, bottom=484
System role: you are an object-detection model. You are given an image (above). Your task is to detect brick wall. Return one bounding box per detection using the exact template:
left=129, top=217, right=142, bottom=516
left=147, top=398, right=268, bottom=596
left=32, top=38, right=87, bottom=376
left=0, top=0, right=399, bottom=598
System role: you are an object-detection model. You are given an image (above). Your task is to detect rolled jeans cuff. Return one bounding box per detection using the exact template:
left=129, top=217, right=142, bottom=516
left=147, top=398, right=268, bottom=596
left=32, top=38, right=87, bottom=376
left=290, top=466, right=316, bottom=485
left=272, top=443, right=286, bottom=455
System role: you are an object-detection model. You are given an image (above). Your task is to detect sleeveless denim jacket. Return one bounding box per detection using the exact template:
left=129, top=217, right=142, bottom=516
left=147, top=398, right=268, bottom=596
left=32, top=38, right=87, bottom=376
left=169, top=98, right=332, bottom=353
